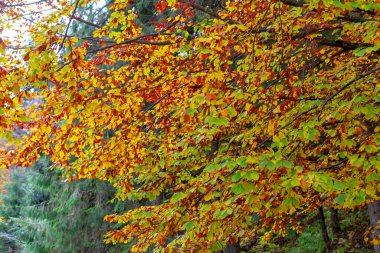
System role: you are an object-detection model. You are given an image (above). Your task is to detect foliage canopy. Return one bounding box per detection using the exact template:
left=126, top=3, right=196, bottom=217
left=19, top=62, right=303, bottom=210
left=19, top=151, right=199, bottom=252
left=0, top=0, right=379, bottom=251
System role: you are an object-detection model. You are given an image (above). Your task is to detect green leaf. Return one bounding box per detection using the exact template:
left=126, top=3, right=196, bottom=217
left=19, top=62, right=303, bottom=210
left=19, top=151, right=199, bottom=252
left=171, top=192, right=187, bottom=203
left=283, top=178, right=300, bottom=188
left=267, top=160, right=275, bottom=171
left=209, top=241, right=224, bottom=252
left=205, top=116, right=229, bottom=127
left=227, top=107, right=238, bottom=117
left=349, top=154, right=364, bottom=168
left=231, top=183, right=246, bottom=195
left=205, top=164, right=220, bottom=172
left=353, top=191, right=366, bottom=205
left=333, top=0, right=345, bottom=8
left=221, top=159, right=236, bottom=170
left=193, top=94, right=205, bottom=105
left=354, top=46, right=374, bottom=57
left=183, top=221, right=195, bottom=231
left=283, top=197, right=300, bottom=207
left=219, top=209, right=231, bottom=219
left=282, top=160, right=293, bottom=169
left=231, top=171, right=241, bottom=182
left=5, top=131, right=12, bottom=141
left=365, top=145, right=379, bottom=153
left=236, top=156, right=247, bottom=168
left=245, top=171, right=259, bottom=181
left=186, top=108, right=196, bottom=116
left=366, top=172, right=380, bottom=181
left=334, top=193, right=346, bottom=205
left=199, top=48, right=213, bottom=54
left=145, top=211, right=153, bottom=218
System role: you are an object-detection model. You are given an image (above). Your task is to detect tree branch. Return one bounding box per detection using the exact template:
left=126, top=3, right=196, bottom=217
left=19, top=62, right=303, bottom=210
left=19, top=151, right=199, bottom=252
left=280, top=0, right=305, bottom=7
left=316, top=158, right=348, bottom=171
left=189, top=3, right=238, bottom=24
left=58, top=0, right=80, bottom=52
left=318, top=65, right=380, bottom=119
left=87, top=35, right=173, bottom=54
left=0, top=0, right=47, bottom=8
left=318, top=39, right=373, bottom=51
left=73, top=16, right=102, bottom=29
left=57, top=31, right=175, bottom=72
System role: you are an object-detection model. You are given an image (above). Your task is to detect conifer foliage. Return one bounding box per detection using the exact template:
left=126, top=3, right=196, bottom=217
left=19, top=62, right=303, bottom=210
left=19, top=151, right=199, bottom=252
left=0, top=156, right=130, bottom=253
left=0, top=0, right=379, bottom=252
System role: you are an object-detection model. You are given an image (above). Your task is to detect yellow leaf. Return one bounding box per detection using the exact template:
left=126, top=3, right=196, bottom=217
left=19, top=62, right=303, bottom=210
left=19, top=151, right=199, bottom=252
left=268, top=120, right=275, bottom=136
left=204, top=192, right=213, bottom=201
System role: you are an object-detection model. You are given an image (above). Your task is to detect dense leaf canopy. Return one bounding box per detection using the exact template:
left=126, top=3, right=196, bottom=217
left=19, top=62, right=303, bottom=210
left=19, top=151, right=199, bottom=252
left=0, top=0, right=379, bottom=251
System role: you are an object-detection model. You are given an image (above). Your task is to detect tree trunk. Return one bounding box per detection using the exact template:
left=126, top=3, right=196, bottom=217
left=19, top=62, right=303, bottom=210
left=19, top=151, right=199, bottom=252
left=319, top=206, right=332, bottom=252
left=225, top=243, right=240, bottom=253
left=215, top=242, right=240, bottom=253
left=329, top=208, right=341, bottom=239
left=368, top=197, right=380, bottom=252
left=152, top=193, right=164, bottom=206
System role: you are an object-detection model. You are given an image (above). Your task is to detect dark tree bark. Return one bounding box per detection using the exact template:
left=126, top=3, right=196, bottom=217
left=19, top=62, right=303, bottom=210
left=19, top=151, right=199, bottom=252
left=319, top=206, right=332, bottom=252
left=152, top=192, right=164, bottom=206
left=329, top=208, right=341, bottom=239
left=225, top=243, right=240, bottom=253
left=368, top=197, right=380, bottom=252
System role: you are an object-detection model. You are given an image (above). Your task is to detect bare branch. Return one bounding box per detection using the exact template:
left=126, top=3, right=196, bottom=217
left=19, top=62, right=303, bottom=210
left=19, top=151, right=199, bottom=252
left=189, top=3, right=238, bottom=24
left=280, top=0, right=305, bottom=7
left=73, top=16, right=102, bottom=29
left=0, top=0, right=47, bottom=8
left=318, top=39, right=374, bottom=51
left=58, top=0, right=80, bottom=52
left=316, top=158, right=348, bottom=171
left=87, top=35, right=173, bottom=54
left=56, top=30, right=176, bottom=72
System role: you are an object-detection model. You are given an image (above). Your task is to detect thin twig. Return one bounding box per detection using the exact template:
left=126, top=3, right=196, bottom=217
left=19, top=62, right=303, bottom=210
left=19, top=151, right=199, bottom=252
left=316, top=158, right=348, bottom=171
left=58, top=0, right=80, bottom=52
left=73, top=16, right=102, bottom=28
left=189, top=3, right=238, bottom=24
left=0, top=0, right=47, bottom=8
left=57, top=32, right=176, bottom=71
